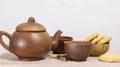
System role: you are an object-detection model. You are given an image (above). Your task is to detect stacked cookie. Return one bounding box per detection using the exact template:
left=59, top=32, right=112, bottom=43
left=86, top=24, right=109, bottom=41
left=85, top=33, right=112, bottom=56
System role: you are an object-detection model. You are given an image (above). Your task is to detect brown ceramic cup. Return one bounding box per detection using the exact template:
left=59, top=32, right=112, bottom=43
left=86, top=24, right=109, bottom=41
left=51, top=36, right=73, bottom=54
left=64, top=41, right=92, bottom=61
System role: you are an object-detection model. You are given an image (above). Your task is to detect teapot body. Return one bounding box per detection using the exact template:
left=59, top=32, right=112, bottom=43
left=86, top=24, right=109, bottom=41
left=10, top=31, right=52, bottom=60
left=0, top=17, right=62, bottom=60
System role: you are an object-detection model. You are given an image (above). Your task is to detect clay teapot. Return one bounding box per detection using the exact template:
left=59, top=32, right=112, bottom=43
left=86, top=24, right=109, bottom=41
left=0, top=17, right=62, bottom=60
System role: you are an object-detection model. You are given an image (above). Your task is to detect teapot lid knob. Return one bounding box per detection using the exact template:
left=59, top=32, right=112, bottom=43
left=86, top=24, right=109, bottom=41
left=16, top=17, right=46, bottom=32
left=28, top=17, right=35, bottom=23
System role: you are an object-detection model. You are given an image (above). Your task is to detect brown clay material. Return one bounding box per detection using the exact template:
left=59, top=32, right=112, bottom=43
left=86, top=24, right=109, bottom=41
left=16, top=17, right=46, bottom=32
left=0, top=31, right=12, bottom=51
left=51, top=30, right=63, bottom=50
left=0, top=17, right=62, bottom=60
left=51, top=36, right=73, bottom=54
left=64, top=41, right=92, bottom=61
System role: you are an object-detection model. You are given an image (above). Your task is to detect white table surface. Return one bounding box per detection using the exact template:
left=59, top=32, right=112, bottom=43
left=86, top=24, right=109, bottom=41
left=0, top=49, right=120, bottom=67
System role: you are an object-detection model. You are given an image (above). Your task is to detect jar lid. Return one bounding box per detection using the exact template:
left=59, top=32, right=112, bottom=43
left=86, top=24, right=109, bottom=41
left=16, top=17, right=46, bottom=32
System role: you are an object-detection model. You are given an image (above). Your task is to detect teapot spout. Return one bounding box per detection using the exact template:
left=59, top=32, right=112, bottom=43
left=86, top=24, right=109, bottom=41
left=52, top=30, right=62, bottom=50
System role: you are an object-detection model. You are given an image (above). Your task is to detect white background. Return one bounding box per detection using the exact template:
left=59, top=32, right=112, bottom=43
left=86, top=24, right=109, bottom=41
left=0, top=0, right=120, bottom=53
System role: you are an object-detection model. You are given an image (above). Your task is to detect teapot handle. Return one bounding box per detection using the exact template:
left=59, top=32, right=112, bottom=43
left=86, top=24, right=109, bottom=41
left=0, top=31, right=12, bottom=52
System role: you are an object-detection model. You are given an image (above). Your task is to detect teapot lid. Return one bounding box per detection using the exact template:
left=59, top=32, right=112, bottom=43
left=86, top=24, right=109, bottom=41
left=16, top=17, right=46, bottom=32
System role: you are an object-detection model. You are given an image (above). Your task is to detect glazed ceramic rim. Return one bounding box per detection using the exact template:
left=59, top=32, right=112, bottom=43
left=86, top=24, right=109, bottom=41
left=64, top=41, right=92, bottom=46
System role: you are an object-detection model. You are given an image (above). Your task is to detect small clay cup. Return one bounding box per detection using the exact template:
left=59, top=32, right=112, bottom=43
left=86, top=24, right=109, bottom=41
left=51, top=36, right=73, bottom=54
left=64, top=41, right=92, bottom=61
